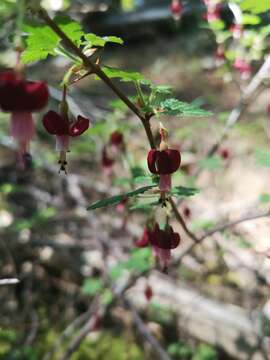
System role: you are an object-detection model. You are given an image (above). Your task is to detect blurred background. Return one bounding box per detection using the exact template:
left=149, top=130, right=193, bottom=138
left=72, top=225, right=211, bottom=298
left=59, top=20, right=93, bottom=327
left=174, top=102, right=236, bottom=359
left=1, top=0, right=270, bottom=359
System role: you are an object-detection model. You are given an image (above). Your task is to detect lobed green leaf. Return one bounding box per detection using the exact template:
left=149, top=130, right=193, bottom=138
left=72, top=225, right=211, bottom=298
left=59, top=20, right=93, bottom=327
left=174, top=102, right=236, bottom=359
left=87, top=185, right=155, bottom=210
left=159, top=98, right=212, bottom=117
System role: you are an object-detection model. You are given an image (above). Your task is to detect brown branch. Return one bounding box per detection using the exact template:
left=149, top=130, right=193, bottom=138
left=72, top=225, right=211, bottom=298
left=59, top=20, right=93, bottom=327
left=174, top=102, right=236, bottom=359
left=123, top=298, right=173, bottom=360
left=36, top=8, right=157, bottom=149
left=176, top=208, right=270, bottom=262
left=36, top=8, right=144, bottom=122
left=169, top=197, right=200, bottom=244
left=207, top=56, right=270, bottom=157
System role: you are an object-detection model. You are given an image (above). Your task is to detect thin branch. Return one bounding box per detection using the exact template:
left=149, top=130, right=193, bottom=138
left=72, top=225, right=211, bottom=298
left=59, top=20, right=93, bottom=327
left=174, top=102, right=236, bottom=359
left=176, top=208, right=270, bottom=262
left=207, top=56, right=270, bottom=157
left=123, top=298, right=173, bottom=360
left=0, top=278, right=19, bottom=285
left=169, top=197, right=200, bottom=244
left=36, top=8, right=144, bottom=122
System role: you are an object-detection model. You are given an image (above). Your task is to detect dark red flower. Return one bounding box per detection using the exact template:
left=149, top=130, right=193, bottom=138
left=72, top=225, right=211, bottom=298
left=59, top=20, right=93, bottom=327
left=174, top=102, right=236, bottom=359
left=233, top=59, right=252, bottom=78
left=267, top=104, right=270, bottom=113
left=149, top=223, right=180, bottom=250
left=0, top=70, right=48, bottom=112
left=149, top=223, right=181, bottom=266
left=147, top=149, right=181, bottom=175
left=42, top=110, right=89, bottom=137
left=219, top=148, right=230, bottom=160
left=230, top=23, right=243, bottom=39
left=135, top=227, right=150, bottom=248
left=183, top=206, right=191, bottom=219
left=170, top=0, right=183, bottom=20
left=102, top=146, right=114, bottom=168
left=215, top=47, right=225, bottom=61
left=144, top=285, right=153, bottom=302
left=110, top=131, right=124, bottom=146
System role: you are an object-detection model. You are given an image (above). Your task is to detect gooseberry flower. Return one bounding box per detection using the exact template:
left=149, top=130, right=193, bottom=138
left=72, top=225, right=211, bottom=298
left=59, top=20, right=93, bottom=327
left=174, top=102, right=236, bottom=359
left=170, top=0, right=183, bottom=21
left=233, top=58, right=252, bottom=79
left=136, top=223, right=181, bottom=266
left=0, top=70, right=48, bottom=165
left=149, top=223, right=181, bottom=266
left=135, top=227, right=151, bottom=248
left=147, top=149, right=181, bottom=191
left=230, top=23, right=243, bottom=39
left=101, top=146, right=115, bottom=175
left=110, top=131, right=124, bottom=147
left=144, top=285, right=153, bottom=302
left=42, top=110, right=90, bottom=172
left=183, top=206, right=191, bottom=219
left=219, top=148, right=230, bottom=160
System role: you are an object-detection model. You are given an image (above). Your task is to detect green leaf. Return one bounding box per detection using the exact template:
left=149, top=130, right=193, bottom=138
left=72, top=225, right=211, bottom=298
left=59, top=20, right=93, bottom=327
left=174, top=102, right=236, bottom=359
left=241, top=0, right=270, bottom=14
left=126, top=248, right=152, bottom=273
left=101, top=289, right=113, bottom=305
left=84, top=34, right=123, bottom=47
left=109, top=263, right=127, bottom=281
left=192, top=344, right=218, bottom=360
left=133, top=175, right=158, bottom=185
left=129, top=200, right=159, bottom=210
left=22, top=16, right=83, bottom=63
left=170, top=186, right=199, bottom=197
left=198, top=156, right=222, bottom=170
left=259, top=193, right=270, bottom=203
left=256, top=150, right=270, bottom=167
left=87, top=185, right=155, bottom=210
left=82, top=279, right=103, bottom=296
left=242, top=14, right=261, bottom=25
left=159, top=98, right=212, bottom=117
left=101, top=66, right=146, bottom=82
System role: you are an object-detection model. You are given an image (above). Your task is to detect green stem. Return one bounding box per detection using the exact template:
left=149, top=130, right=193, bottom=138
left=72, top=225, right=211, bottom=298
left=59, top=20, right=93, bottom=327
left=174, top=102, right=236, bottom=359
left=15, top=0, right=25, bottom=49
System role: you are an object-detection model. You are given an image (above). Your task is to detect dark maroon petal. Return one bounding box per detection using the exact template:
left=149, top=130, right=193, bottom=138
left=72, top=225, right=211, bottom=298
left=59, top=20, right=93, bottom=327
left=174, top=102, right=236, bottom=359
left=170, top=232, right=181, bottom=249
left=24, top=81, right=49, bottom=111
left=69, top=115, right=90, bottom=137
left=110, top=131, right=124, bottom=146
left=102, top=147, right=114, bottom=168
left=157, top=149, right=181, bottom=174
left=150, top=225, right=180, bottom=249
left=135, top=228, right=150, bottom=248
left=42, top=111, right=69, bottom=135
left=147, top=149, right=159, bottom=174
left=0, top=71, right=48, bottom=112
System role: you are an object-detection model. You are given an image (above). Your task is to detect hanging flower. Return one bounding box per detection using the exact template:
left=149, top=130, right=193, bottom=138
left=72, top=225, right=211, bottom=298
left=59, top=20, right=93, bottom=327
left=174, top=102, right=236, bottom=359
left=170, top=0, right=183, bottom=21
left=147, top=148, right=181, bottom=191
left=110, top=130, right=124, bottom=147
left=149, top=223, right=181, bottom=267
left=135, top=227, right=151, bottom=248
left=42, top=110, right=90, bottom=172
left=0, top=70, right=48, bottom=165
left=230, top=23, right=243, bottom=39
left=144, top=285, right=153, bottom=302
left=101, top=146, right=115, bottom=176
left=233, top=58, right=252, bottom=79
left=136, top=223, right=181, bottom=267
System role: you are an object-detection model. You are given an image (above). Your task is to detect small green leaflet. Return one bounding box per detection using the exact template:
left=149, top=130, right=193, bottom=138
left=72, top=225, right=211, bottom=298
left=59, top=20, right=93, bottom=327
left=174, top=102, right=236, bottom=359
left=109, top=248, right=152, bottom=281
left=22, top=16, right=84, bottom=63
left=84, top=34, right=123, bottom=47
left=159, top=98, right=212, bottom=117
left=101, top=66, right=146, bottom=82
left=256, top=150, right=270, bottom=167
left=82, top=279, right=103, bottom=296
left=199, top=156, right=222, bottom=170
left=259, top=193, right=270, bottom=203
left=170, top=186, right=199, bottom=197
left=241, top=0, right=270, bottom=14
left=87, top=185, right=155, bottom=210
